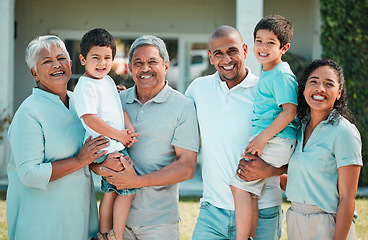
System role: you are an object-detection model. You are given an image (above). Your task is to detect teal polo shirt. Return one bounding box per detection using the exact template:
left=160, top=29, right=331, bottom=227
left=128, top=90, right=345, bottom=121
left=120, top=83, right=199, bottom=226
left=286, top=112, right=362, bottom=214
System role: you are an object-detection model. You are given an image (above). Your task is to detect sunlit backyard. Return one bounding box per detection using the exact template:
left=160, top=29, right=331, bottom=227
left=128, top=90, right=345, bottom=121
left=1, top=191, right=368, bottom=240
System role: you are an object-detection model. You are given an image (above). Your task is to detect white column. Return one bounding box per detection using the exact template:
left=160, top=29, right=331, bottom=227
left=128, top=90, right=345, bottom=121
left=0, top=0, right=15, bottom=183
left=176, top=38, right=188, bottom=93
left=236, top=0, right=263, bottom=77
left=312, top=0, right=322, bottom=59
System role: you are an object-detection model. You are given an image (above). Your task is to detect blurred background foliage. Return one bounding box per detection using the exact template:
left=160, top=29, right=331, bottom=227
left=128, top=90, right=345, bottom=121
left=320, top=0, right=368, bottom=185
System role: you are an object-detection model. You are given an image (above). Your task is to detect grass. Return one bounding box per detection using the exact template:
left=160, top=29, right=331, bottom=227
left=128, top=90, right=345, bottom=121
left=1, top=192, right=368, bottom=240
left=0, top=192, right=6, bottom=240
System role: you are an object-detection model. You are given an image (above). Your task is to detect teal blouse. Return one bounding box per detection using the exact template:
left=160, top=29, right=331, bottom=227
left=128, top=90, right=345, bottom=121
left=6, top=88, right=99, bottom=240
left=286, top=112, right=362, bottom=214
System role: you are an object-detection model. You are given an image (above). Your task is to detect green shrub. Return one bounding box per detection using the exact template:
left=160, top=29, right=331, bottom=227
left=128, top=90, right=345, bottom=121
left=282, top=52, right=309, bottom=79
left=320, top=0, right=368, bottom=185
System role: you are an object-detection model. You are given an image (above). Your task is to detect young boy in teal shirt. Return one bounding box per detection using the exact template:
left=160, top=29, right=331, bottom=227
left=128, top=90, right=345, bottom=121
left=229, top=15, right=298, bottom=240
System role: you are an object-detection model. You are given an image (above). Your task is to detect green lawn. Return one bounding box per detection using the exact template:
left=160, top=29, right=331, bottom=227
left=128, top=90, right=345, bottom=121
left=1, top=192, right=367, bottom=240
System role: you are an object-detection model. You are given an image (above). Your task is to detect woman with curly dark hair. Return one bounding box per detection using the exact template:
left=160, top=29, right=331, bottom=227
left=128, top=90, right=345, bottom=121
left=284, top=59, right=362, bottom=239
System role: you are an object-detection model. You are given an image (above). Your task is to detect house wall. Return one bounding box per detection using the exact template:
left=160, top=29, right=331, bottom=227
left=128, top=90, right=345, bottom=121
left=2, top=0, right=322, bottom=185
left=14, top=0, right=321, bottom=109
left=0, top=0, right=14, bottom=183
left=14, top=0, right=236, bottom=109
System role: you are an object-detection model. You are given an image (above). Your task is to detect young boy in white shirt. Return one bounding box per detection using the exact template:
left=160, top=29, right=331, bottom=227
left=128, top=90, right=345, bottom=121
left=73, top=28, right=139, bottom=240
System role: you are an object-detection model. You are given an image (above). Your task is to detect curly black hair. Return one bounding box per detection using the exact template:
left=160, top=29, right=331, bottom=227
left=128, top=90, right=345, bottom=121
left=297, top=59, right=351, bottom=122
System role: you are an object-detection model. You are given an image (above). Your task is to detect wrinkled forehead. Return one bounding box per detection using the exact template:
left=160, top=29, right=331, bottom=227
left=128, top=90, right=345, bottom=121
left=37, top=45, right=69, bottom=60
left=132, top=45, right=162, bottom=61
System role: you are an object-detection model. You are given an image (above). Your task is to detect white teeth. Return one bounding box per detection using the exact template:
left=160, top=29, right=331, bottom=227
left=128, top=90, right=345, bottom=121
left=259, top=53, right=267, bottom=57
left=51, top=71, right=63, bottom=76
left=140, top=75, right=151, bottom=79
left=223, top=65, right=234, bottom=70
left=312, top=95, right=325, bottom=100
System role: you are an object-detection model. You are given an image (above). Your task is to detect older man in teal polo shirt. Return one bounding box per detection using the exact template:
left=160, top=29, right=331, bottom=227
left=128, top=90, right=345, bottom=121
left=94, top=35, right=199, bottom=240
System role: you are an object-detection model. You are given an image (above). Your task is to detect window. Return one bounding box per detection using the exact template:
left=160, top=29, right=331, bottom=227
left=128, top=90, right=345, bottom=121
left=65, top=38, right=178, bottom=90
left=53, top=30, right=212, bottom=93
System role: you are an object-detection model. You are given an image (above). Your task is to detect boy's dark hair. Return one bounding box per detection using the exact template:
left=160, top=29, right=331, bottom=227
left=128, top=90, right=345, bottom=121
left=253, top=14, right=293, bottom=48
left=80, top=28, right=116, bottom=58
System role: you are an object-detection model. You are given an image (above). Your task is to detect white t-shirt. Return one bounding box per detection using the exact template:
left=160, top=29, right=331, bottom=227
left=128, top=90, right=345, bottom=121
left=186, top=69, right=282, bottom=210
left=73, top=75, right=125, bottom=154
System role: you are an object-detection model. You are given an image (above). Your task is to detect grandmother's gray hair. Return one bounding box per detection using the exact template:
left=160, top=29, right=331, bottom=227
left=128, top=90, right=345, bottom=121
left=25, top=35, right=70, bottom=71
left=128, top=35, right=169, bottom=65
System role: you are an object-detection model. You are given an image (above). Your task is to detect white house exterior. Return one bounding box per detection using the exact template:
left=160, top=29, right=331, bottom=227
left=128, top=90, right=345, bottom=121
left=0, top=0, right=322, bottom=185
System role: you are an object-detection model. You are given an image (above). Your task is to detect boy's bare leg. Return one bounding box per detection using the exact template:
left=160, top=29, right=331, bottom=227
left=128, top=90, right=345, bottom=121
left=231, top=186, right=256, bottom=240
left=251, top=197, right=258, bottom=238
left=112, top=193, right=135, bottom=240
left=100, top=192, right=118, bottom=234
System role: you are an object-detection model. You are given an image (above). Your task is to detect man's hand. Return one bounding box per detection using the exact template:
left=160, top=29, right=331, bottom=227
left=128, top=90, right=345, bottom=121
left=100, top=157, right=141, bottom=189
left=117, top=84, right=127, bottom=92
left=236, top=153, right=287, bottom=182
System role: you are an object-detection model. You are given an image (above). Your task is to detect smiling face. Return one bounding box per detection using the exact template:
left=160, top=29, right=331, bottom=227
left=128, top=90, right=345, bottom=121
left=79, top=46, right=113, bottom=79
left=129, top=45, right=170, bottom=92
left=253, top=29, right=290, bottom=71
left=303, top=65, right=342, bottom=116
left=31, top=45, right=72, bottom=95
left=208, top=33, right=248, bottom=88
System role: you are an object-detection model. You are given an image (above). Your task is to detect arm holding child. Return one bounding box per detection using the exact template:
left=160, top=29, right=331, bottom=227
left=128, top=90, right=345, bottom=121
left=237, top=153, right=288, bottom=181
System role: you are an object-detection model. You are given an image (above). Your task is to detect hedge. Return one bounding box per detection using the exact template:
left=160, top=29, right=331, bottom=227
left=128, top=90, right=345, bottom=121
left=320, top=0, right=368, bottom=185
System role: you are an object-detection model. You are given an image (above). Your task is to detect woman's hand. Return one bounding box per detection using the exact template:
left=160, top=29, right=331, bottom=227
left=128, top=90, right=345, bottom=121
left=101, top=151, right=126, bottom=172
left=90, top=151, right=130, bottom=177
left=76, top=136, right=109, bottom=165
left=50, top=136, right=109, bottom=182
